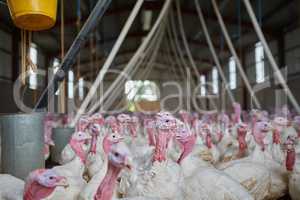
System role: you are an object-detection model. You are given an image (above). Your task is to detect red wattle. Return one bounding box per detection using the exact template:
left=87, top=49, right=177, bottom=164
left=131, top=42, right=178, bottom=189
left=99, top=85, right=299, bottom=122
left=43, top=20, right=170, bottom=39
left=153, top=131, right=168, bottom=162
left=238, top=136, right=247, bottom=155
left=90, top=135, right=98, bottom=154
left=206, top=134, right=212, bottom=149
left=147, top=128, right=156, bottom=146
left=129, top=125, right=137, bottom=137
left=286, top=149, right=296, bottom=171
left=24, top=182, right=55, bottom=200
left=273, top=129, right=281, bottom=144
left=70, top=139, right=86, bottom=164
left=217, top=131, right=223, bottom=142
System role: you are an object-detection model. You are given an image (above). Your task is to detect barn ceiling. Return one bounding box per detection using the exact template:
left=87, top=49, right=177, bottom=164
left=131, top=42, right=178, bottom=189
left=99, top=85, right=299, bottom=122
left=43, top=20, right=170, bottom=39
left=0, top=0, right=298, bottom=80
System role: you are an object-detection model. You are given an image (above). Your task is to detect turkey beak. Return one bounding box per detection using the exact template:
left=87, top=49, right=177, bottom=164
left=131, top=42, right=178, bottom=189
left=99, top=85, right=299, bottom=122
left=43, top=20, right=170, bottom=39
left=124, top=157, right=133, bottom=170
left=50, top=141, right=55, bottom=146
left=117, top=135, right=125, bottom=141
left=56, top=177, right=69, bottom=188
left=85, top=134, right=92, bottom=141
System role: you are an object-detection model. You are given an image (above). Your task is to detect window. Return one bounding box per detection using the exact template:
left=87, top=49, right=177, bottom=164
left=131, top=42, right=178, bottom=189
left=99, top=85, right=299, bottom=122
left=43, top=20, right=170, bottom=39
left=142, top=10, right=153, bottom=31
left=255, top=42, right=265, bottom=83
left=125, top=80, right=158, bottom=101
left=68, top=70, right=74, bottom=99
left=212, top=67, right=219, bottom=94
left=53, top=58, right=60, bottom=95
left=229, top=57, right=237, bottom=89
left=29, top=43, right=38, bottom=90
left=200, top=75, right=206, bottom=96
left=78, top=78, right=84, bottom=100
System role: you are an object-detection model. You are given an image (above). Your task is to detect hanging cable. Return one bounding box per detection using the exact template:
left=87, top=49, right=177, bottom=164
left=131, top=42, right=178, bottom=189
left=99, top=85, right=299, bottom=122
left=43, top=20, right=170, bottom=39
left=85, top=0, right=172, bottom=117
left=20, top=30, right=26, bottom=85
left=194, top=0, right=236, bottom=105
left=211, top=0, right=261, bottom=109
left=243, top=0, right=300, bottom=114
left=103, top=21, right=167, bottom=111
left=58, top=0, right=66, bottom=113
left=175, top=0, right=217, bottom=111
left=109, top=27, right=166, bottom=111
left=167, top=19, right=188, bottom=80
left=175, top=0, right=201, bottom=79
left=99, top=20, right=165, bottom=111
left=76, top=0, right=81, bottom=80
left=72, top=0, right=146, bottom=125
left=102, top=23, right=166, bottom=111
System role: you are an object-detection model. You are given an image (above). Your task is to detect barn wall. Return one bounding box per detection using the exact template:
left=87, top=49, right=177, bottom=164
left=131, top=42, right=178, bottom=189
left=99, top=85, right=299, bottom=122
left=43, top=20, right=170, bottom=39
left=2, top=25, right=300, bottom=114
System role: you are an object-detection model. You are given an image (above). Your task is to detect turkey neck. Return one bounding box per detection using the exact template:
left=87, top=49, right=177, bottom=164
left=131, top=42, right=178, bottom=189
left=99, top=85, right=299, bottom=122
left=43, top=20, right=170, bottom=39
left=90, top=134, right=98, bottom=154
left=129, top=123, right=138, bottom=138
left=24, top=181, right=55, bottom=200
left=237, top=129, right=247, bottom=156
left=177, top=134, right=197, bottom=164
left=94, top=162, right=122, bottom=200
left=206, top=133, right=213, bottom=149
left=286, top=147, right=296, bottom=171
left=146, top=127, right=156, bottom=146
left=111, top=122, right=120, bottom=133
left=70, top=138, right=86, bottom=163
left=153, top=129, right=169, bottom=162
left=272, top=129, right=281, bottom=144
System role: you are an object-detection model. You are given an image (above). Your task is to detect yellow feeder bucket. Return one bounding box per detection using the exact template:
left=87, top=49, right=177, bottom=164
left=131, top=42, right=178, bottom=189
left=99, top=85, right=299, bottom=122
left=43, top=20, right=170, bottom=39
left=7, top=0, right=58, bottom=31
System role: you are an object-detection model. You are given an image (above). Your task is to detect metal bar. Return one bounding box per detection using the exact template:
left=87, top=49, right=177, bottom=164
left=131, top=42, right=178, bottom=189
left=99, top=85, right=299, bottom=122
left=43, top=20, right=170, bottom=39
left=34, top=0, right=112, bottom=111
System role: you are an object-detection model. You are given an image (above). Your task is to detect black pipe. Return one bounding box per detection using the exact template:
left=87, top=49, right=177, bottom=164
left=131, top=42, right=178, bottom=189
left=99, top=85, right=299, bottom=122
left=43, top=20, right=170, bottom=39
left=34, top=0, right=112, bottom=111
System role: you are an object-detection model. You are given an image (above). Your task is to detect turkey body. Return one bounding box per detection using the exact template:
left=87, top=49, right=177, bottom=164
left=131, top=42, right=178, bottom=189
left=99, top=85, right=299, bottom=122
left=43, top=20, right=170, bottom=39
left=0, top=174, right=24, bottom=200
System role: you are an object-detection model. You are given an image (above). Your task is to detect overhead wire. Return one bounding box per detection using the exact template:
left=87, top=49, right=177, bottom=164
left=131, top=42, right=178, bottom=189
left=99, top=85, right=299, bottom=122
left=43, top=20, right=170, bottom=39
left=243, top=0, right=300, bottom=114
left=112, top=31, right=166, bottom=111
left=71, top=0, right=145, bottom=125
left=194, top=0, right=236, bottom=105
left=103, top=22, right=166, bottom=111
left=211, top=0, right=261, bottom=109
left=84, top=0, right=172, bottom=117
left=99, top=23, right=166, bottom=111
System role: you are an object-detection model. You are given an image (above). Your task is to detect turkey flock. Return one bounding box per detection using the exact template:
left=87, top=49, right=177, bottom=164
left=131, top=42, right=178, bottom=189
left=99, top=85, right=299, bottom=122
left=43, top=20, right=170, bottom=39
left=1, top=103, right=300, bottom=200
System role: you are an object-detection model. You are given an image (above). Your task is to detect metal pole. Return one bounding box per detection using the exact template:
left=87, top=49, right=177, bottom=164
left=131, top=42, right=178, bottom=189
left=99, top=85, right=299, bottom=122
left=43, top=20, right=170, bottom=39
left=34, top=0, right=112, bottom=111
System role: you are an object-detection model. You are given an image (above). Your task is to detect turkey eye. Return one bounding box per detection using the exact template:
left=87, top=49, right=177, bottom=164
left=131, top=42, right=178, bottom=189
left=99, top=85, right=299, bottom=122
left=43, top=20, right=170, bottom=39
left=114, top=152, right=119, bottom=157
left=165, top=120, right=169, bottom=123
left=113, top=135, right=116, bottom=138
left=49, top=176, right=54, bottom=180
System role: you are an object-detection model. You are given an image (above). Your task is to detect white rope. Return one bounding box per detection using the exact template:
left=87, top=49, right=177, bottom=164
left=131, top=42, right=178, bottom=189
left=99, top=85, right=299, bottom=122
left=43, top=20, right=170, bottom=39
left=168, top=12, right=210, bottom=110
left=113, top=58, right=160, bottom=110
left=176, top=0, right=220, bottom=111
left=99, top=24, right=165, bottom=111
left=166, top=22, right=188, bottom=81
left=243, top=0, right=300, bottom=114
left=86, top=0, right=172, bottom=115
left=95, top=26, right=163, bottom=113
left=71, top=0, right=145, bottom=126
left=164, top=40, right=180, bottom=80
left=100, top=23, right=165, bottom=111
left=211, top=0, right=261, bottom=109
left=168, top=13, right=199, bottom=110
left=175, top=0, right=201, bottom=78
left=194, top=0, right=236, bottom=105
left=103, top=23, right=166, bottom=111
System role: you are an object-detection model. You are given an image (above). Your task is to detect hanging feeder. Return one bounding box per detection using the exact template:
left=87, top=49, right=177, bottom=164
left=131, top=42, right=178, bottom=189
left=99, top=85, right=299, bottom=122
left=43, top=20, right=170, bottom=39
left=7, top=0, right=58, bottom=31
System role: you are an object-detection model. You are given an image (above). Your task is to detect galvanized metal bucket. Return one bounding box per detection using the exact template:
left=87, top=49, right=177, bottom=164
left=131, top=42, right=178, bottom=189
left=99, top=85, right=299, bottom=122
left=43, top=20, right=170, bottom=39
left=0, top=112, right=45, bottom=180
left=50, top=127, right=74, bottom=163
